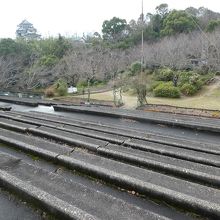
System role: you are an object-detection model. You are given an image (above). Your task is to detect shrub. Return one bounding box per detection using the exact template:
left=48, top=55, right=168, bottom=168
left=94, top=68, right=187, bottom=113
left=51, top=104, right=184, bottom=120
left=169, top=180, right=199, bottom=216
left=153, top=82, right=180, bottom=98
left=180, top=83, right=197, bottom=96
left=149, top=81, right=163, bottom=91
left=54, top=79, right=68, bottom=96
left=154, top=68, right=174, bottom=81
left=178, top=71, right=203, bottom=87
left=189, top=73, right=200, bottom=85
left=130, top=61, right=142, bottom=76
left=57, top=84, right=67, bottom=96
left=44, top=87, right=55, bottom=97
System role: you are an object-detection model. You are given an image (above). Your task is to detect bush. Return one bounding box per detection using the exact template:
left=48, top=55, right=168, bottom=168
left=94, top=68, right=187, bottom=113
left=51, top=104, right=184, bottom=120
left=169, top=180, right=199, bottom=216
left=149, top=81, right=163, bottom=91
left=154, top=68, right=174, bottom=81
left=56, top=85, right=67, bottom=96
left=44, top=87, right=55, bottom=97
left=180, top=83, right=198, bottom=96
left=178, top=71, right=203, bottom=87
left=130, top=61, right=142, bottom=76
left=189, top=73, right=200, bottom=85
left=153, top=82, right=180, bottom=98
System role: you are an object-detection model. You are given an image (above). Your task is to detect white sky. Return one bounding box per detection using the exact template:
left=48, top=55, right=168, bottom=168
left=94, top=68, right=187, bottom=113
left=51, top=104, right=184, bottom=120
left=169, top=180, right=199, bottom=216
left=1, top=0, right=220, bottom=38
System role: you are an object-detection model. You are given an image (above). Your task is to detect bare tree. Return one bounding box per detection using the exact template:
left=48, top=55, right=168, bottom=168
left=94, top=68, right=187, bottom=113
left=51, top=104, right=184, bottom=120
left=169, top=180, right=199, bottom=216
left=0, top=56, right=24, bottom=90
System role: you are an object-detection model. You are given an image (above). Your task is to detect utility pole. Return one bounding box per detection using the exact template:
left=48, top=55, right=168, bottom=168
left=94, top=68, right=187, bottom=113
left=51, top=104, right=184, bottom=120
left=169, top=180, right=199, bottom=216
left=141, top=0, right=144, bottom=74
left=137, top=0, right=147, bottom=107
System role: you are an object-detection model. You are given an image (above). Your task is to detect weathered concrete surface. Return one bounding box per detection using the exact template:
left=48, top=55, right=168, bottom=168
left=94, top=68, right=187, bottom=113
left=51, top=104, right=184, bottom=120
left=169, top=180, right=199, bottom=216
left=98, top=144, right=220, bottom=187
left=1, top=110, right=219, bottom=156
left=0, top=117, right=38, bottom=132
left=1, top=127, right=219, bottom=187
left=124, top=139, right=220, bottom=167
left=0, top=109, right=220, bottom=219
left=0, top=153, right=171, bottom=220
left=28, top=126, right=109, bottom=151
left=0, top=129, right=219, bottom=218
left=0, top=143, right=192, bottom=220
left=54, top=105, right=220, bottom=133
left=59, top=151, right=220, bottom=218
left=0, top=189, right=43, bottom=220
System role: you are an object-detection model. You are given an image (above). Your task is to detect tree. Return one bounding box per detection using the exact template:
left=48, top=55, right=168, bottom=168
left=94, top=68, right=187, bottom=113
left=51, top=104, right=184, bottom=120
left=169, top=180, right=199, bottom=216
left=0, top=38, right=31, bottom=57
left=16, top=20, right=41, bottom=40
left=161, top=10, right=197, bottom=35
left=102, top=17, right=128, bottom=42
left=156, top=3, right=169, bottom=17
left=206, top=20, right=220, bottom=32
left=0, top=56, right=24, bottom=89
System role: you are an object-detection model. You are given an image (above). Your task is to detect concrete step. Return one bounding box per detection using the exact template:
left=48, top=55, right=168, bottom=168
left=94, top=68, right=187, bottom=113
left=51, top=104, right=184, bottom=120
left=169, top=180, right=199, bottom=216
left=0, top=142, right=193, bottom=220
left=1, top=114, right=219, bottom=169
left=0, top=117, right=38, bottom=132
left=58, top=151, right=220, bottom=218
left=1, top=127, right=219, bottom=188
left=53, top=105, right=220, bottom=133
left=124, top=139, right=220, bottom=167
left=0, top=153, right=166, bottom=220
left=27, top=125, right=220, bottom=168
left=0, top=96, right=38, bottom=107
left=28, top=126, right=109, bottom=151
left=98, top=144, right=220, bottom=187
left=1, top=111, right=220, bottom=155
left=0, top=129, right=219, bottom=218
left=0, top=128, right=72, bottom=158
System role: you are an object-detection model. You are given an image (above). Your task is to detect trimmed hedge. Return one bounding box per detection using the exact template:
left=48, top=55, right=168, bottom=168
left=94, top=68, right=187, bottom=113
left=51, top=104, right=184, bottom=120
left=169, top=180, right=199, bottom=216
left=153, top=82, right=180, bottom=98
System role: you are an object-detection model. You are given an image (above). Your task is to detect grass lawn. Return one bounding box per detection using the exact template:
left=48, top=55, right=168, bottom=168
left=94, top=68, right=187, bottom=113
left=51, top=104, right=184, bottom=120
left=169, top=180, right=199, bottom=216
left=76, top=83, right=220, bottom=110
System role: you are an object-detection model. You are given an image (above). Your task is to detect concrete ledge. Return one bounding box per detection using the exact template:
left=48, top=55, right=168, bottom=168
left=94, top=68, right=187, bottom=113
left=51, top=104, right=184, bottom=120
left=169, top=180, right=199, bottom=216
left=0, top=96, right=38, bottom=107
left=124, top=139, right=220, bottom=167
left=54, top=105, right=220, bottom=133
left=0, top=121, right=28, bottom=132
left=28, top=127, right=108, bottom=151
left=0, top=170, right=98, bottom=220
left=0, top=135, right=59, bottom=161
left=98, top=145, right=220, bottom=187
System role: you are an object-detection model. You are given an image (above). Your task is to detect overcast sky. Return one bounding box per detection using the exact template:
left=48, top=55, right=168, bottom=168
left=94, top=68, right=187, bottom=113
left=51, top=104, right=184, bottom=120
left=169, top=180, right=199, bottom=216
left=1, top=0, right=220, bottom=38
